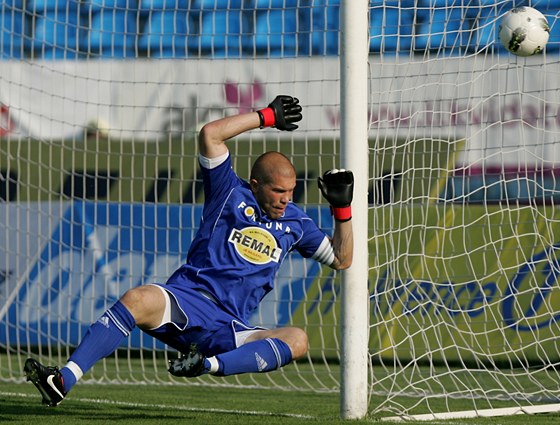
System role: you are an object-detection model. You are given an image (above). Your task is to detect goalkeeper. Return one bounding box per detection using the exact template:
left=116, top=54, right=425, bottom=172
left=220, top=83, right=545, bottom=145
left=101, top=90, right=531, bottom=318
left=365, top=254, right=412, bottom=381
left=24, top=95, right=354, bottom=407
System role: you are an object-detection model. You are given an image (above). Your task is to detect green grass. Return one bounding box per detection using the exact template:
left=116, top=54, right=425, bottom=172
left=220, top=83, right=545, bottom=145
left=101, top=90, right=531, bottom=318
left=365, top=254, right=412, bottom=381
left=2, top=354, right=560, bottom=424
left=2, top=379, right=560, bottom=425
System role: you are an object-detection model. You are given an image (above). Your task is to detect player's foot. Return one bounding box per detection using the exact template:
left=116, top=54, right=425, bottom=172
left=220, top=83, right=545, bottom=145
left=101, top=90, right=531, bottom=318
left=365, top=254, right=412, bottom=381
left=24, top=358, right=67, bottom=407
left=168, top=343, right=207, bottom=377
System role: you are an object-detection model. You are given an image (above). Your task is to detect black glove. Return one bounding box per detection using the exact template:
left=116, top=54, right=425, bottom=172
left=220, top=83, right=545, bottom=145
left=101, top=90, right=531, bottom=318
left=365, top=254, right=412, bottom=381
left=258, top=95, right=302, bottom=131
left=318, top=169, right=354, bottom=222
left=318, top=169, right=354, bottom=207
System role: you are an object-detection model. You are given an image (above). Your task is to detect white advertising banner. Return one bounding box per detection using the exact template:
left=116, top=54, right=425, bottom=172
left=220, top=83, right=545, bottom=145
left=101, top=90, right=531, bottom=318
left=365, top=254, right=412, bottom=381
left=0, top=58, right=341, bottom=140
left=1, top=56, right=560, bottom=166
left=368, top=55, right=560, bottom=167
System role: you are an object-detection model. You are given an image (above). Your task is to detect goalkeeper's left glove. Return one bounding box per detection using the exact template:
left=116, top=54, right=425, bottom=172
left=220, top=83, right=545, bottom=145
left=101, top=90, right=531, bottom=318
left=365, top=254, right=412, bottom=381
left=318, top=169, right=354, bottom=222
left=257, top=95, right=302, bottom=131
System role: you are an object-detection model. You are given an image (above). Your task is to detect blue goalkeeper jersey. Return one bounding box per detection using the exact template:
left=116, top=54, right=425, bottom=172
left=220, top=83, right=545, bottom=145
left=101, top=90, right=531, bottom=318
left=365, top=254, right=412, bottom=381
left=168, top=153, right=334, bottom=322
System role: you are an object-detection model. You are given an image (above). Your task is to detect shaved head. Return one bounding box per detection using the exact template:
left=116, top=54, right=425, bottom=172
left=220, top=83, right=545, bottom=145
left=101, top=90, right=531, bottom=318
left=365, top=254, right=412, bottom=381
left=250, top=151, right=296, bottom=184
left=250, top=152, right=296, bottom=219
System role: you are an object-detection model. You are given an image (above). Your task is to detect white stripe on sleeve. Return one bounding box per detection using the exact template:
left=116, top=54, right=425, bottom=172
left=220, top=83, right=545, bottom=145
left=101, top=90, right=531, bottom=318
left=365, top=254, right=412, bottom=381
left=311, top=236, right=335, bottom=266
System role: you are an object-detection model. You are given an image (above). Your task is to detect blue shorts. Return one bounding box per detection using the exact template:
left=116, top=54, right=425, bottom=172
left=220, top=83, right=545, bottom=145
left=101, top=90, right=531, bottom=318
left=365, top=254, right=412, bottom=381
left=142, top=282, right=262, bottom=357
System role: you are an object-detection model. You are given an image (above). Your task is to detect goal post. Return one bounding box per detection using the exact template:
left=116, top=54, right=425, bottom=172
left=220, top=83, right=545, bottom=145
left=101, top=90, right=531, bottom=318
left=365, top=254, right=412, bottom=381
left=339, top=0, right=370, bottom=420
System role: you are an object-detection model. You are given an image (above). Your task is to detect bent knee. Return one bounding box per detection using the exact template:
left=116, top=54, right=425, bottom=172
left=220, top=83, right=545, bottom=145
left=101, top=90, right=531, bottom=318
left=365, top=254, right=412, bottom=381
left=249, top=327, right=309, bottom=360
left=121, top=287, right=148, bottom=309
left=120, top=286, right=165, bottom=326
left=287, top=327, right=309, bottom=360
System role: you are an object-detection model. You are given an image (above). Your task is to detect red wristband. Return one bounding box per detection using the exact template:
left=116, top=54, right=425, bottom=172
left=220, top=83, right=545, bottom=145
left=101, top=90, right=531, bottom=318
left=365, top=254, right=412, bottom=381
left=257, top=107, right=276, bottom=128
left=331, top=206, right=352, bottom=222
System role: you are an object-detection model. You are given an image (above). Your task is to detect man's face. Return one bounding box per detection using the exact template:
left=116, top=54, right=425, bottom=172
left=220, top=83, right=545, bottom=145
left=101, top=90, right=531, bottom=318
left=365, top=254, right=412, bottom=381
left=251, top=174, right=296, bottom=219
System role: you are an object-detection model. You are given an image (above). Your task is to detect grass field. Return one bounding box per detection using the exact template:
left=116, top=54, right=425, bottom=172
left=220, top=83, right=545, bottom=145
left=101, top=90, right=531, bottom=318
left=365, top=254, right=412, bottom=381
left=2, top=353, right=560, bottom=424
left=2, top=378, right=560, bottom=425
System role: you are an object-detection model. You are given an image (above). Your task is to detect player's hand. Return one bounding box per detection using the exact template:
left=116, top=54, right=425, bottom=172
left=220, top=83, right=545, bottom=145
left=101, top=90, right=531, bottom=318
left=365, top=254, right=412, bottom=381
left=318, top=169, right=354, bottom=222
left=269, top=95, right=302, bottom=131
left=318, top=169, right=354, bottom=207
left=257, top=95, right=302, bottom=131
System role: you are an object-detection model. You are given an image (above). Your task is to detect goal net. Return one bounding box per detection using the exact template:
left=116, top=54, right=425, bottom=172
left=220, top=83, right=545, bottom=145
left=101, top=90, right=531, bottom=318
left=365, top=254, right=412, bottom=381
left=367, top=0, right=560, bottom=420
left=0, top=0, right=343, bottom=396
left=2, top=0, right=560, bottom=421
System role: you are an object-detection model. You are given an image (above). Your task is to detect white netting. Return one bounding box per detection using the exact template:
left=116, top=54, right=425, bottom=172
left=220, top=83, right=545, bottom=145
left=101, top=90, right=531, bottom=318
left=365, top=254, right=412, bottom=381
left=3, top=0, right=560, bottom=420
left=368, top=0, right=560, bottom=419
left=0, top=0, right=343, bottom=393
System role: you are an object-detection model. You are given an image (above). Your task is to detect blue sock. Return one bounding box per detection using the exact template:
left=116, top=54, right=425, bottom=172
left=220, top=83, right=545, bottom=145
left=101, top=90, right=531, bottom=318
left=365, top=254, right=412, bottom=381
left=208, top=338, right=293, bottom=377
left=60, top=301, right=136, bottom=392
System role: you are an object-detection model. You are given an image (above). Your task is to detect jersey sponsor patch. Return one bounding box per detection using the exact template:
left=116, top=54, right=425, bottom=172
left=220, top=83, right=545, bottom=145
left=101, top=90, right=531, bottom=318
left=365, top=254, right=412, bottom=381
left=228, top=226, right=282, bottom=264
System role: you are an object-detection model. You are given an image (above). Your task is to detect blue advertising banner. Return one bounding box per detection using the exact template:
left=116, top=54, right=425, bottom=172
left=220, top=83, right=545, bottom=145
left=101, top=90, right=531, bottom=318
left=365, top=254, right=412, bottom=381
left=3, top=201, right=560, bottom=362
left=0, top=202, right=330, bottom=350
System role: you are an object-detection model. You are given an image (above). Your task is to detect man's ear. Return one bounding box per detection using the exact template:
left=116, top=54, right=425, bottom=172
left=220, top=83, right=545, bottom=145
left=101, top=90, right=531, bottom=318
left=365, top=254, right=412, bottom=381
left=250, top=178, right=259, bottom=193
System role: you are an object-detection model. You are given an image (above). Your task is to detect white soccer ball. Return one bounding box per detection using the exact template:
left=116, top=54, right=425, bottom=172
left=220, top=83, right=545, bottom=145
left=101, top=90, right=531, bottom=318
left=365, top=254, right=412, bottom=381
left=499, top=6, right=550, bottom=57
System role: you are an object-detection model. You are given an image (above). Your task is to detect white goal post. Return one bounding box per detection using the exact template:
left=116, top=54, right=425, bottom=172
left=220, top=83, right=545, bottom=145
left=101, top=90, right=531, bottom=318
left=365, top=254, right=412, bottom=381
left=3, top=0, right=560, bottom=421
left=339, top=0, right=370, bottom=420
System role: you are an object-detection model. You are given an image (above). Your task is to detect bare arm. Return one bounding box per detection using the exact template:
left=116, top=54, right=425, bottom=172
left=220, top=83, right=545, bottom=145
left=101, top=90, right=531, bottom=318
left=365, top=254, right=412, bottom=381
left=198, top=112, right=261, bottom=159
left=198, top=96, right=302, bottom=159
left=330, top=219, right=353, bottom=270
left=317, top=169, right=355, bottom=270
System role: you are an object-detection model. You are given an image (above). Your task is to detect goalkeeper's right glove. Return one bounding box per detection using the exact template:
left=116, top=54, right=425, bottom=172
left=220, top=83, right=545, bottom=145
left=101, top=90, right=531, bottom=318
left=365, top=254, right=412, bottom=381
left=257, top=95, right=302, bottom=131
left=318, top=169, right=354, bottom=222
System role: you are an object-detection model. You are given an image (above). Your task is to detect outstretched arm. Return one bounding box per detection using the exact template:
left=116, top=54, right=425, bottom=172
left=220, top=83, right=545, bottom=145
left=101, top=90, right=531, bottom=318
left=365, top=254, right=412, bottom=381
left=318, top=170, right=355, bottom=270
left=198, top=96, right=303, bottom=159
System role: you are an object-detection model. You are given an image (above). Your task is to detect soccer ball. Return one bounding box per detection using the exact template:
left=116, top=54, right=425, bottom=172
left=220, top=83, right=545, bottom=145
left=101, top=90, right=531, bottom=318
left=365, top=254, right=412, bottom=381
left=499, top=6, right=550, bottom=57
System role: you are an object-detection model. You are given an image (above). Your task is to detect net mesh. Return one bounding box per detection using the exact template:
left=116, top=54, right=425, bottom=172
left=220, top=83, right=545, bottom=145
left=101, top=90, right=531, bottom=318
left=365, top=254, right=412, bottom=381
left=3, top=0, right=560, bottom=420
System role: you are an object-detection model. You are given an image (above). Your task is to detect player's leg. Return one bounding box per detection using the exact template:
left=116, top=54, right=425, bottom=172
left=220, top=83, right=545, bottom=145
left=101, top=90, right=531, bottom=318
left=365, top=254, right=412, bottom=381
left=25, top=284, right=166, bottom=405
left=243, top=326, right=309, bottom=359
left=61, top=285, right=168, bottom=387
left=202, top=326, right=308, bottom=376
left=146, top=286, right=307, bottom=378
left=168, top=317, right=308, bottom=377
